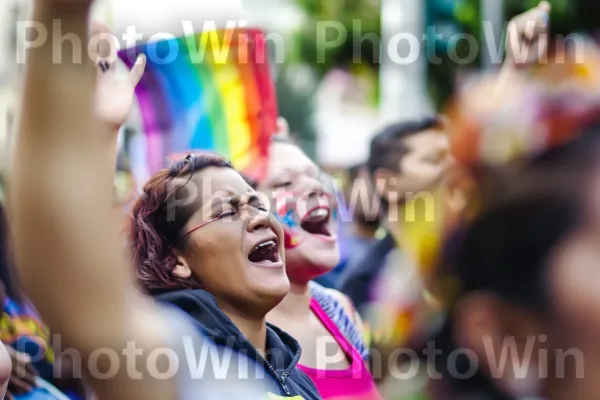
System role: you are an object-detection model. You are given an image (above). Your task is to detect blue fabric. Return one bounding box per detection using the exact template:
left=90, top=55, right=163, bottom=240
left=13, top=388, right=58, bottom=400
left=1, top=298, right=79, bottom=399
left=309, top=282, right=368, bottom=361
left=1, top=297, right=54, bottom=381
left=338, top=232, right=396, bottom=315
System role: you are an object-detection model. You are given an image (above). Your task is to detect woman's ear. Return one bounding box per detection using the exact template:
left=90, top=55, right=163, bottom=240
left=172, top=252, right=192, bottom=279
left=454, top=292, right=544, bottom=397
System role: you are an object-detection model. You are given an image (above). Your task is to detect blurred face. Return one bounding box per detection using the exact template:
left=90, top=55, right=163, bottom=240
left=454, top=229, right=596, bottom=398
left=176, top=167, right=289, bottom=314
left=550, top=226, right=600, bottom=355
left=260, top=142, right=340, bottom=282
left=551, top=161, right=600, bottom=346
left=375, top=128, right=453, bottom=207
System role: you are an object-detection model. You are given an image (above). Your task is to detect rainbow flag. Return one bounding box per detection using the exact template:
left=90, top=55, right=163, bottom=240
left=118, top=28, right=278, bottom=180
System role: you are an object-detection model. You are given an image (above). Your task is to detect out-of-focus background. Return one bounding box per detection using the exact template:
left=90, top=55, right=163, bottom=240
left=0, top=0, right=598, bottom=178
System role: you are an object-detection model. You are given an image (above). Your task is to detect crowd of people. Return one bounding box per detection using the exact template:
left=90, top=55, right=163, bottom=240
left=1, top=0, right=600, bottom=399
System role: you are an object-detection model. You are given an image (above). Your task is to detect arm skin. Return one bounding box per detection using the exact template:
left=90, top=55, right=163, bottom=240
left=0, top=342, right=10, bottom=399
left=8, top=2, right=175, bottom=399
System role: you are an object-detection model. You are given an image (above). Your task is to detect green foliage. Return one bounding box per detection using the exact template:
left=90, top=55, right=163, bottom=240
left=426, top=0, right=592, bottom=107
left=291, top=0, right=381, bottom=76
left=290, top=0, right=600, bottom=113
left=275, top=65, right=319, bottom=160
left=549, top=0, right=600, bottom=35
left=453, top=0, right=573, bottom=40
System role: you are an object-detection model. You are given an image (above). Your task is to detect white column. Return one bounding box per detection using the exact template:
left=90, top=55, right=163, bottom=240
left=481, top=0, right=504, bottom=69
left=380, top=0, right=432, bottom=124
left=0, top=0, right=13, bottom=77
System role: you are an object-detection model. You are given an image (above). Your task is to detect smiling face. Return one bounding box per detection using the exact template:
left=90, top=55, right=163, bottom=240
left=260, top=141, right=340, bottom=282
left=374, top=128, right=453, bottom=208
left=174, top=167, right=289, bottom=314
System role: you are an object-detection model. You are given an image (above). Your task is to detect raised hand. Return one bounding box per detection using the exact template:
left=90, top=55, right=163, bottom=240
left=92, top=22, right=146, bottom=132
left=275, top=117, right=290, bottom=137
left=505, top=1, right=552, bottom=67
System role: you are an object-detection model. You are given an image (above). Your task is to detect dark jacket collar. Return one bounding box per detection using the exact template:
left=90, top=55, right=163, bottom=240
left=155, top=289, right=301, bottom=375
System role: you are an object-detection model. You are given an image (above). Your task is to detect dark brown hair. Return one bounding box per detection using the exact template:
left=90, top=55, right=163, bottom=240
left=128, top=152, right=233, bottom=294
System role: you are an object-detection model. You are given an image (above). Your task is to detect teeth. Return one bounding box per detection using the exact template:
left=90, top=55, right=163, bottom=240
left=252, top=240, right=276, bottom=252
left=309, top=209, right=328, bottom=218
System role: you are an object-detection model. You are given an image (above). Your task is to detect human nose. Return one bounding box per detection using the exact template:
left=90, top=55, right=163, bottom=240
left=246, top=207, right=272, bottom=232
left=296, top=175, right=325, bottom=199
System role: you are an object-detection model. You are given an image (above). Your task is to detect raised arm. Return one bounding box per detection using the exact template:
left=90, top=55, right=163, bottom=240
left=8, top=1, right=173, bottom=399
left=495, top=1, right=551, bottom=97
left=92, top=20, right=146, bottom=172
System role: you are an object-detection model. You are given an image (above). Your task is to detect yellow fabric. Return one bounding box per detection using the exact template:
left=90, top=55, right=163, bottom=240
left=266, top=394, right=305, bottom=400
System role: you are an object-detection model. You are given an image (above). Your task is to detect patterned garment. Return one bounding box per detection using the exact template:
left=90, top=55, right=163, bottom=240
left=309, top=282, right=368, bottom=361
left=1, top=296, right=54, bottom=376
left=0, top=295, right=84, bottom=399
left=297, top=298, right=381, bottom=400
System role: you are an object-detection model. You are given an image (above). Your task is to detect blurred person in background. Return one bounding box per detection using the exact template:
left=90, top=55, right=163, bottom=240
left=315, top=163, right=379, bottom=289
left=0, top=203, right=83, bottom=400
left=261, top=126, right=380, bottom=399
left=341, top=0, right=552, bottom=349
left=427, top=8, right=600, bottom=397
left=427, top=88, right=600, bottom=400
left=338, top=117, right=452, bottom=317
left=374, top=3, right=554, bottom=396
left=386, top=5, right=600, bottom=399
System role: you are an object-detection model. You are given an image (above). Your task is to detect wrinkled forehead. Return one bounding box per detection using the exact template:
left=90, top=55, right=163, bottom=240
left=167, top=167, right=257, bottom=212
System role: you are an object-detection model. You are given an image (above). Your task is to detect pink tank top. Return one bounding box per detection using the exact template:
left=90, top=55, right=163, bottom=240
left=297, top=298, right=382, bottom=400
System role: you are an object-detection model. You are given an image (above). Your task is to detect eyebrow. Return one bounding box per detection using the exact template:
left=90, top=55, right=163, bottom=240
left=205, top=191, right=235, bottom=215
left=207, top=192, right=261, bottom=214
left=231, top=194, right=262, bottom=207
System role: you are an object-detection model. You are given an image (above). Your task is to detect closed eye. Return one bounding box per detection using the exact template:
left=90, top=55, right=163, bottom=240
left=424, top=151, right=447, bottom=164
left=273, top=181, right=293, bottom=189
left=217, top=209, right=237, bottom=219
left=248, top=197, right=269, bottom=212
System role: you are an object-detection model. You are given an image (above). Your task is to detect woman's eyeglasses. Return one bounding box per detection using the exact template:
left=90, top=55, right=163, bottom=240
left=180, top=215, right=223, bottom=239
left=179, top=195, right=270, bottom=239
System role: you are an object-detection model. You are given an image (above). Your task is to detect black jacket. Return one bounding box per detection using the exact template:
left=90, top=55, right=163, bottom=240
left=338, top=232, right=396, bottom=314
left=157, top=289, right=322, bottom=399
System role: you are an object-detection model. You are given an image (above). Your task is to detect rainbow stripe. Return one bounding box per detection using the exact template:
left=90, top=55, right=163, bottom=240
left=118, top=28, right=278, bottom=180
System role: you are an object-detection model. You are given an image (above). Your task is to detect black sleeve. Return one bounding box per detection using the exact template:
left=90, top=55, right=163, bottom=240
left=337, top=256, right=377, bottom=316
left=338, top=234, right=395, bottom=315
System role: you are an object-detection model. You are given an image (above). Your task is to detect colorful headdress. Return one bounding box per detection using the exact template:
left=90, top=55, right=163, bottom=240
left=449, top=39, right=600, bottom=167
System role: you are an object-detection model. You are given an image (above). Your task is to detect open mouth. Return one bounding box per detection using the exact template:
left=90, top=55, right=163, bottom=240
left=248, top=239, right=279, bottom=264
left=300, top=207, right=332, bottom=237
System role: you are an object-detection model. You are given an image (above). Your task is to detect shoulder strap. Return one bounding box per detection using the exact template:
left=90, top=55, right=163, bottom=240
left=309, top=282, right=369, bottom=361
